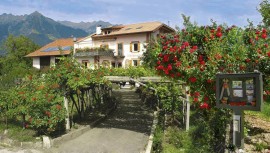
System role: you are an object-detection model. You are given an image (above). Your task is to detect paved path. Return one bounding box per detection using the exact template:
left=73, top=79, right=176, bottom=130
left=49, top=89, right=154, bottom=153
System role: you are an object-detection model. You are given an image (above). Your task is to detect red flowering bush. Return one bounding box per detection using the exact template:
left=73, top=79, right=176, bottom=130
left=143, top=17, right=270, bottom=151
left=154, top=22, right=270, bottom=109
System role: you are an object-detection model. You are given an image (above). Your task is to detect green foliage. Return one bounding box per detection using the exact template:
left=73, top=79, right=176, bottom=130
left=254, top=142, right=269, bottom=151
left=109, top=66, right=156, bottom=78
left=259, top=0, right=270, bottom=27
left=0, top=35, right=40, bottom=90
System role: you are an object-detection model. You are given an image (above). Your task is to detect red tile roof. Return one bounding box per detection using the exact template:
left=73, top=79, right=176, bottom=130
left=92, top=21, right=175, bottom=38
left=26, top=38, right=80, bottom=57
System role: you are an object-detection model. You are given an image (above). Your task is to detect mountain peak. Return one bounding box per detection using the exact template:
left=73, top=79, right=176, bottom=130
left=29, top=11, right=43, bottom=17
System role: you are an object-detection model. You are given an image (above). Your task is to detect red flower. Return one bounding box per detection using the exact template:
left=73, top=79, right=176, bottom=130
left=245, top=58, right=251, bottom=63
left=267, top=51, right=270, bottom=57
left=56, top=104, right=62, bottom=110
left=163, top=54, right=170, bottom=62
left=207, top=79, right=212, bottom=84
left=190, top=49, right=195, bottom=53
left=217, top=26, right=222, bottom=32
left=216, top=32, right=222, bottom=38
left=194, top=91, right=200, bottom=97
left=200, top=61, right=205, bottom=65
left=157, top=65, right=164, bottom=70
left=176, top=72, right=181, bottom=77
left=204, top=96, right=209, bottom=101
left=32, top=97, right=37, bottom=101
left=193, top=97, right=198, bottom=102
left=164, top=69, right=169, bottom=75
left=200, top=102, right=210, bottom=109
left=261, top=33, right=267, bottom=39
left=157, top=61, right=161, bottom=65
left=176, top=61, right=182, bottom=67
left=183, top=41, right=189, bottom=47
left=169, top=47, right=175, bottom=52
left=167, top=64, right=173, bottom=71
left=173, top=56, right=178, bottom=62
left=45, top=111, right=51, bottom=117
left=158, top=53, right=163, bottom=57
left=189, top=77, right=197, bottom=83
left=262, top=28, right=267, bottom=33
left=198, top=55, right=204, bottom=62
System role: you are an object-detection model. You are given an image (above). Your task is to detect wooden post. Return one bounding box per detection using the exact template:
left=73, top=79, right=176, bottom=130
left=185, top=86, right=190, bottom=131
left=64, top=96, right=70, bottom=130
left=233, top=109, right=244, bottom=148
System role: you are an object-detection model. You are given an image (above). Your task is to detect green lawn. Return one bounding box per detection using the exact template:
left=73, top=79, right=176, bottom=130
left=0, top=119, right=38, bottom=142
left=245, top=101, right=270, bottom=121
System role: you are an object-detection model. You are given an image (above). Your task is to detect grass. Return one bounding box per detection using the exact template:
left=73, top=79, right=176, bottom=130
left=245, top=101, right=270, bottom=121
left=0, top=118, right=38, bottom=142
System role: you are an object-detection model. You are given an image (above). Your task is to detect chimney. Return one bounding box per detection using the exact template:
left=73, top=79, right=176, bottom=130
left=96, top=25, right=102, bottom=35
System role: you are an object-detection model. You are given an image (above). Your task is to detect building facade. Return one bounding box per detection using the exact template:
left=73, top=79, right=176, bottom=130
left=26, top=21, right=175, bottom=69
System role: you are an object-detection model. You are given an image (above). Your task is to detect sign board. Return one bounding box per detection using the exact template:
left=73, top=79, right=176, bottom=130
left=216, top=72, right=263, bottom=111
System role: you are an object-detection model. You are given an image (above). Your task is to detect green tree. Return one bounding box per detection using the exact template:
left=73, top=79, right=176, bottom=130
left=0, top=35, right=39, bottom=89
left=259, top=0, right=270, bottom=27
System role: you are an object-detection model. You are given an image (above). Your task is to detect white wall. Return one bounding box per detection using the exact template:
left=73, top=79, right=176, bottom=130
left=74, top=31, right=160, bottom=69
left=33, top=57, right=40, bottom=69
left=74, top=37, right=93, bottom=49
left=50, top=56, right=55, bottom=66
left=92, top=33, right=148, bottom=68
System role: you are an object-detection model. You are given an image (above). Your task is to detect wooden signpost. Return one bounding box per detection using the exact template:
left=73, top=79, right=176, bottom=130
left=216, top=72, right=263, bottom=149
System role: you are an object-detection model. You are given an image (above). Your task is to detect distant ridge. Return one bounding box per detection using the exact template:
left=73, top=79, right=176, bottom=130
left=58, top=20, right=112, bottom=34
left=0, top=11, right=113, bottom=48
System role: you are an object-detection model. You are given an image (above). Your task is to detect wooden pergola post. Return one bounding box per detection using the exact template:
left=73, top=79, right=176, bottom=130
left=64, top=96, right=70, bottom=130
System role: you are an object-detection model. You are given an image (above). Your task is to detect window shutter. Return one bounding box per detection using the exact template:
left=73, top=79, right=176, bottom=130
left=130, top=43, right=132, bottom=52
left=129, top=60, right=132, bottom=66
left=138, top=59, right=141, bottom=65
left=138, top=42, right=140, bottom=52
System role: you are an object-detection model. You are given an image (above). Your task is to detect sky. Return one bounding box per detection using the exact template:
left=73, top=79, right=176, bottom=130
left=0, top=0, right=264, bottom=28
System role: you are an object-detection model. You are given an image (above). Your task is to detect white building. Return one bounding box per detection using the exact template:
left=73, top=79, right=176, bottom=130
left=74, top=21, right=175, bottom=69
left=26, top=21, right=175, bottom=69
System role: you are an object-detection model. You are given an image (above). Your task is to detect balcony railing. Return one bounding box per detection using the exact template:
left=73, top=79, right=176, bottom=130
left=74, top=47, right=114, bottom=57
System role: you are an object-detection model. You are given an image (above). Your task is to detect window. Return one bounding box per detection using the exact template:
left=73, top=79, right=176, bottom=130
left=105, top=31, right=111, bottom=34
left=134, top=43, right=138, bottom=51
left=117, top=43, right=123, bottom=56
left=118, top=62, right=122, bottom=68
left=111, top=62, right=122, bottom=68
left=55, top=58, right=60, bottom=64
left=111, top=62, right=116, bottom=68
left=82, top=60, right=89, bottom=68
left=130, top=41, right=140, bottom=52
left=133, top=60, right=139, bottom=66
left=40, top=56, right=50, bottom=68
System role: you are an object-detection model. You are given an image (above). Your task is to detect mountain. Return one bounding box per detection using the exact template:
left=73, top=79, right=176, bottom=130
left=58, top=20, right=112, bottom=34
left=0, top=11, right=88, bottom=46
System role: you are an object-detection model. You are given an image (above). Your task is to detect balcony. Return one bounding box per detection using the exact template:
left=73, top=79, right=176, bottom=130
left=74, top=47, right=114, bottom=57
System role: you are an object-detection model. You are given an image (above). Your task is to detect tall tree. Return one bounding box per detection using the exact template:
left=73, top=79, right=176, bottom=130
left=259, top=0, right=270, bottom=26
left=0, top=35, right=39, bottom=89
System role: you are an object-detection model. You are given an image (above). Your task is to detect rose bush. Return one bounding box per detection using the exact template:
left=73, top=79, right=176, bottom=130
left=143, top=17, right=270, bottom=151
